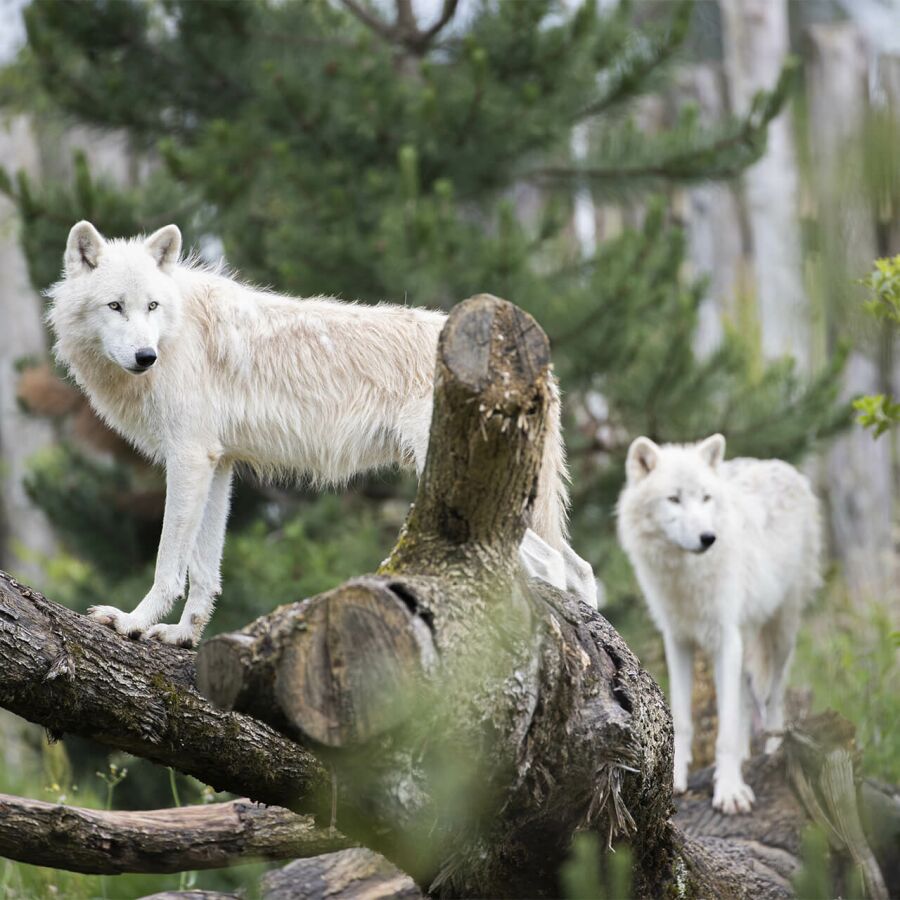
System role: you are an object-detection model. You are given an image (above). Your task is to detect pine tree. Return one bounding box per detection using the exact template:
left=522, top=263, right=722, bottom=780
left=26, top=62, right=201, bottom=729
left=1, top=0, right=848, bottom=623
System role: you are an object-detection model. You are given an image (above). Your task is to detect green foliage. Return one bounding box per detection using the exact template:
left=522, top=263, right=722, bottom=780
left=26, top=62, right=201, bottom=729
left=561, top=832, right=632, bottom=900
left=854, top=255, right=900, bottom=436
left=853, top=392, right=900, bottom=438
left=0, top=149, right=204, bottom=296
left=792, top=824, right=867, bottom=900
left=213, top=492, right=395, bottom=636
left=860, top=255, right=900, bottom=323
left=794, top=594, right=900, bottom=784
left=24, top=445, right=149, bottom=578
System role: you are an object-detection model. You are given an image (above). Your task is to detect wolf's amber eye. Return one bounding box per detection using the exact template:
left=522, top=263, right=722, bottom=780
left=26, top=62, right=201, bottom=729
left=148, top=301, right=159, bottom=311
left=668, top=495, right=680, bottom=504
left=107, top=301, right=122, bottom=312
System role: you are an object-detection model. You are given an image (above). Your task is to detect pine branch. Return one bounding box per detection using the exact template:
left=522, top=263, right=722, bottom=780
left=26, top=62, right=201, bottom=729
left=338, top=0, right=396, bottom=45
left=338, top=0, right=458, bottom=54
left=417, top=0, right=460, bottom=47
left=534, top=59, right=799, bottom=191
left=575, top=0, right=693, bottom=121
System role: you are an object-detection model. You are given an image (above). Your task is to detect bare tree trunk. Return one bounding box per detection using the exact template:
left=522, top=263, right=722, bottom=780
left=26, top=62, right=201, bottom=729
left=807, top=23, right=897, bottom=602
left=678, top=63, right=750, bottom=358
left=0, top=114, right=58, bottom=582
left=720, top=0, right=810, bottom=370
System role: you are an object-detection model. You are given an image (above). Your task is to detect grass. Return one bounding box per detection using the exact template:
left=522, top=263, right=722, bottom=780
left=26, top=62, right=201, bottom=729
left=0, top=730, right=272, bottom=899
left=793, top=585, right=900, bottom=783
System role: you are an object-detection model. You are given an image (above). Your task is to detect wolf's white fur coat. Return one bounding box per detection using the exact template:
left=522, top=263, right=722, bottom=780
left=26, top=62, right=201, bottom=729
left=617, top=434, right=821, bottom=815
left=49, top=221, right=595, bottom=647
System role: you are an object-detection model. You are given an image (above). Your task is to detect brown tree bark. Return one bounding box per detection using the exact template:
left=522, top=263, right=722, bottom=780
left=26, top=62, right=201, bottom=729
left=0, top=795, right=351, bottom=875
left=260, top=849, right=422, bottom=900
left=0, top=569, right=330, bottom=816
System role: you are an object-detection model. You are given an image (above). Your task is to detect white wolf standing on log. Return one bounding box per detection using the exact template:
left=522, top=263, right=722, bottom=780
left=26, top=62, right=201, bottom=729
left=617, top=434, right=821, bottom=815
left=48, top=221, right=597, bottom=647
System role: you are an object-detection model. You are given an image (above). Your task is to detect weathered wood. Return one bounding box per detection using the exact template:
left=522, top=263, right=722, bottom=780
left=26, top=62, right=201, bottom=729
left=386, top=293, right=553, bottom=576
left=0, top=569, right=330, bottom=817
left=260, top=849, right=423, bottom=900
left=0, top=795, right=351, bottom=875
left=197, top=581, right=437, bottom=747
left=139, top=893, right=237, bottom=900
left=675, top=714, right=898, bottom=899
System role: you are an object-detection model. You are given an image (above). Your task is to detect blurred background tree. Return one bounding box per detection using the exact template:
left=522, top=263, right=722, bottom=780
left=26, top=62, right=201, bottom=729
left=2, top=0, right=896, bottom=896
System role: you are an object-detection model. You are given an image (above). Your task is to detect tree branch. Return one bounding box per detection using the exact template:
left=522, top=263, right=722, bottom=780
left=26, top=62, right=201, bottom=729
left=0, top=795, right=351, bottom=875
left=338, top=0, right=458, bottom=54
left=338, top=0, right=397, bottom=45
left=0, top=570, right=330, bottom=817
left=416, top=0, right=460, bottom=48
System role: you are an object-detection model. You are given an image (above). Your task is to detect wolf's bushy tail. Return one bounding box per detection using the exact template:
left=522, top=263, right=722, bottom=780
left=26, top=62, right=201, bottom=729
left=532, top=376, right=570, bottom=551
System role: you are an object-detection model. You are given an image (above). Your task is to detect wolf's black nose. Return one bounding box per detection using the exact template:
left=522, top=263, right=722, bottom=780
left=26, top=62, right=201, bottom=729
left=700, top=532, right=716, bottom=549
left=135, top=348, right=157, bottom=369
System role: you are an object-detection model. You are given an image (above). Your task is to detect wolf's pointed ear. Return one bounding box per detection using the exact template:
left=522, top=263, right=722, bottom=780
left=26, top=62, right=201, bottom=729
left=697, top=433, right=726, bottom=468
left=626, top=436, right=660, bottom=482
left=65, top=221, right=105, bottom=275
left=145, top=224, right=182, bottom=270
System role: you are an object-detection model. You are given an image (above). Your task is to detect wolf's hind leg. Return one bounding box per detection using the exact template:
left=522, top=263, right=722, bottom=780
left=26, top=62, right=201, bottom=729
left=89, top=448, right=218, bottom=638
left=663, top=632, right=694, bottom=794
left=144, top=463, right=234, bottom=648
left=762, top=605, right=799, bottom=754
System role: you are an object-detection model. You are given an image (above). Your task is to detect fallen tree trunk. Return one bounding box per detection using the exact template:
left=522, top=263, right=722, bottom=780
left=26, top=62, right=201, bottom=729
left=0, top=569, right=330, bottom=817
left=0, top=795, right=351, bottom=874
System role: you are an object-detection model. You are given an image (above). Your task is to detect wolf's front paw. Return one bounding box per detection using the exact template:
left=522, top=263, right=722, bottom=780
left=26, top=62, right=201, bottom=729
left=142, top=623, right=199, bottom=649
left=712, top=776, right=755, bottom=815
left=87, top=606, right=149, bottom=640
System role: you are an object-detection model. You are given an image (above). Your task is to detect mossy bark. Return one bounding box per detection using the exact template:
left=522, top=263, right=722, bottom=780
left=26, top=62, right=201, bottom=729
left=0, top=794, right=351, bottom=874
left=0, top=569, right=330, bottom=817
